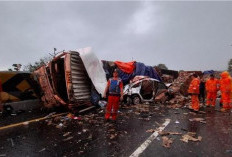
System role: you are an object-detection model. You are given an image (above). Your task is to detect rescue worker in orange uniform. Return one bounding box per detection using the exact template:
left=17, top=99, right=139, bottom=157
left=219, top=71, right=231, bottom=111
left=103, top=69, right=123, bottom=122
left=205, top=74, right=218, bottom=107
left=188, top=74, right=200, bottom=111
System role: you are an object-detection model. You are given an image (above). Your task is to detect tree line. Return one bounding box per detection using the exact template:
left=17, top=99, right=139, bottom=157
left=8, top=56, right=232, bottom=74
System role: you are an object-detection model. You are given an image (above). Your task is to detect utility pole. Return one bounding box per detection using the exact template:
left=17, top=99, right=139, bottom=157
left=54, top=48, right=57, bottom=56
left=49, top=48, right=57, bottom=58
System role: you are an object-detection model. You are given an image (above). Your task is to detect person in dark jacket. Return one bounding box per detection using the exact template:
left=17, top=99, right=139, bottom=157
left=199, top=78, right=206, bottom=105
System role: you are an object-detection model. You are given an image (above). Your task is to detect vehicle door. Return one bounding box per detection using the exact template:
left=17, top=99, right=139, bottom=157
left=140, top=79, right=154, bottom=100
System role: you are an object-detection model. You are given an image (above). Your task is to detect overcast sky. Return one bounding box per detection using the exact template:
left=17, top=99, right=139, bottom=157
left=0, top=1, right=232, bottom=71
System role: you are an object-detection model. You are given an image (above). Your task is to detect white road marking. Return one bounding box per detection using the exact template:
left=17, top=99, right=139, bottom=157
left=129, top=119, right=171, bottom=157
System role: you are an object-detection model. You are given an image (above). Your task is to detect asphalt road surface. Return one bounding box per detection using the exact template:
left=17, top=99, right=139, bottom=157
left=0, top=102, right=232, bottom=157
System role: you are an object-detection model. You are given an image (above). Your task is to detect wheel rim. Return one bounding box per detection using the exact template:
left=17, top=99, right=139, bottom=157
left=133, top=97, right=140, bottom=104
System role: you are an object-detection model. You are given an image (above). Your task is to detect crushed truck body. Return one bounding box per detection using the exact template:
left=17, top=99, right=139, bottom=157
left=34, top=48, right=107, bottom=108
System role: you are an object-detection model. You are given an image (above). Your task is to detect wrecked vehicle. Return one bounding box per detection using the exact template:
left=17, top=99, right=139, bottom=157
left=34, top=47, right=107, bottom=110
left=123, top=77, right=168, bottom=105
left=34, top=47, right=167, bottom=109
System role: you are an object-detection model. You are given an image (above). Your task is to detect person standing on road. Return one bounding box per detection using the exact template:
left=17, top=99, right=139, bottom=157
left=103, top=69, right=123, bottom=122
left=205, top=74, right=219, bottom=107
left=219, top=71, right=231, bottom=112
left=188, top=74, right=200, bottom=112
left=199, top=78, right=206, bottom=105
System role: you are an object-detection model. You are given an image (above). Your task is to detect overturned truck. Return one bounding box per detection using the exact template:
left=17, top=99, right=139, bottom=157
left=35, top=47, right=165, bottom=109
left=34, top=48, right=107, bottom=109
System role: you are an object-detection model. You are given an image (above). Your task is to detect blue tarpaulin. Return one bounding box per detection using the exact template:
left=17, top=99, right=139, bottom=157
left=118, top=62, right=162, bottom=84
left=203, top=70, right=214, bottom=75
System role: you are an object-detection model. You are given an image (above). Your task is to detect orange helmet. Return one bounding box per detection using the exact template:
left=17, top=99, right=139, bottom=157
left=221, top=71, right=229, bottom=79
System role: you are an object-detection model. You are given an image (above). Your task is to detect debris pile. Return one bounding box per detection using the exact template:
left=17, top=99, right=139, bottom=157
left=170, top=71, right=193, bottom=96
left=161, top=74, right=174, bottom=83
left=146, top=129, right=182, bottom=148
left=164, top=70, right=221, bottom=108
left=154, top=91, right=169, bottom=104
left=158, top=131, right=182, bottom=136
left=45, top=113, right=77, bottom=129
left=180, top=132, right=202, bottom=143
left=189, top=117, right=206, bottom=124
left=146, top=129, right=157, bottom=133
left=165, top=71, right=194, bottom=107
left=146, top=129, right=202, bottom=148
left=162, top=136, right=173, bottom=148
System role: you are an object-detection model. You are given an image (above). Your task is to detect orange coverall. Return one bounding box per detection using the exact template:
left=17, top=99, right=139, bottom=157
left=205, top=78, right=218, bottom=107
left=188, top=78, right=200, bottom=111
left=219, top=71, right=231, bottom=109
left=105, top=79, right=123, bottom=120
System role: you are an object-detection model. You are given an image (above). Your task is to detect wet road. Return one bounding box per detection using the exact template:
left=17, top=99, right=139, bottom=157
left=0, top=103, right=232, bottom=157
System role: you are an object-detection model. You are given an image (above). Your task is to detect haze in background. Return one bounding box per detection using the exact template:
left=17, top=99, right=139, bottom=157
left=0, top=1, right=232, bottom=71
